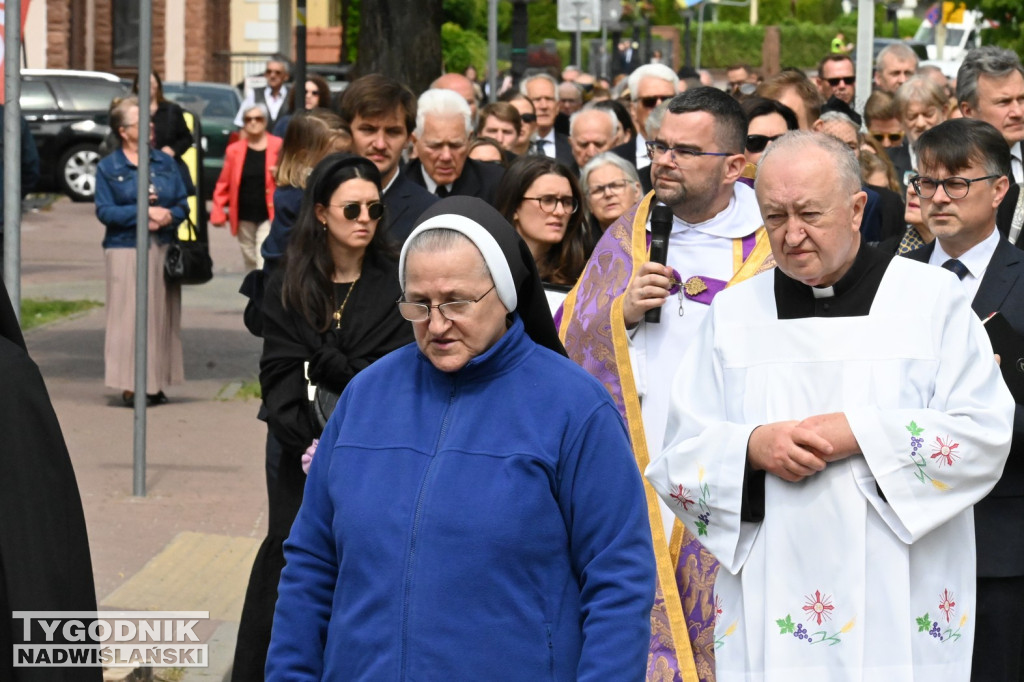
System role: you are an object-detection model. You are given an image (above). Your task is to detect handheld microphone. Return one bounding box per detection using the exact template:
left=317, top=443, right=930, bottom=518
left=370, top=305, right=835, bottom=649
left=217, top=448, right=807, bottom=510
left=645, top=205, right=674, bottom=324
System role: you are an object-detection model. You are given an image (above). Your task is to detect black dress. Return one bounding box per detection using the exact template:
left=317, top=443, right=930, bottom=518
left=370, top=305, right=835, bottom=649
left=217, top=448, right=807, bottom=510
left=0, top=279, right=101, bottom=682
left=231, top=249, right=414, bottom=681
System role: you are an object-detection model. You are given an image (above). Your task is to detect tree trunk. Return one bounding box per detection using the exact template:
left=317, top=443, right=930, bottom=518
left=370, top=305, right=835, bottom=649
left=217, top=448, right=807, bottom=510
left=357, top=0, right=443, bottom=94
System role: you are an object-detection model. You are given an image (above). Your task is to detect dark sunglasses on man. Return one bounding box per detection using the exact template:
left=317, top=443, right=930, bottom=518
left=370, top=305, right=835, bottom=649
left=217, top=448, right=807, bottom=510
left=639, top=95, right=671, bottom=109
left=825, top=76, right=855, bottom=87
left=871, top=130, right=905, bottom=144
left=745, top=134, right=783, bottom=154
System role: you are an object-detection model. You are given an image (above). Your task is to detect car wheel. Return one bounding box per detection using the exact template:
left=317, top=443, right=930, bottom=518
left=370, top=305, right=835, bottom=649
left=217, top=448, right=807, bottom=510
left=58, top=143, right=100, bottom=202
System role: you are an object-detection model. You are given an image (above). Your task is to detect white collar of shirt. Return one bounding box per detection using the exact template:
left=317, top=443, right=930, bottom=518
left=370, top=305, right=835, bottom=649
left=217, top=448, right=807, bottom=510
left=263, top=86, right=287, bottom=118
left=419, top=166, right=451, bottom=195
left=1010, top=141, right=1022, bottom=184
left=929, top=225, right=1000, bottom=300
left=666, top=182, right=762, bottom=238
left=908, top=142, right=918, bottom=172
left=635, top=133, right=649, bottom=169
left=382, top=169, right=399, bottom=195
left=538, top=129, right=557, bottom=158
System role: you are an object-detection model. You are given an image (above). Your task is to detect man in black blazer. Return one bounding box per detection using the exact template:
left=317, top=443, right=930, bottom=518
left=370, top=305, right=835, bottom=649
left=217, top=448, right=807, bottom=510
left=520, top=73, right=575, bottom=167
left=610, top=64, right=679, bottom=195
left=905, top=119, right=1024, bottom=682
left=405, top=88, right=505, bottom=206
left=338, top=74, right=438, bottom=243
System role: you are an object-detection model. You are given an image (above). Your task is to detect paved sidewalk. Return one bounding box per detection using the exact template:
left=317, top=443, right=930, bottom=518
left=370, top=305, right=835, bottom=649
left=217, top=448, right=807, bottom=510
left=18, top=197, right=268, bottom=681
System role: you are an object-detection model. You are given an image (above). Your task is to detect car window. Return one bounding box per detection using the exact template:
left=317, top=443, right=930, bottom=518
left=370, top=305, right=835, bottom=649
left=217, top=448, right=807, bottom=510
left=21, top=80, right=58, bottom=111
left=164, top=85, right=240, bottom=119
left=59, top=79, right=126, bottom=112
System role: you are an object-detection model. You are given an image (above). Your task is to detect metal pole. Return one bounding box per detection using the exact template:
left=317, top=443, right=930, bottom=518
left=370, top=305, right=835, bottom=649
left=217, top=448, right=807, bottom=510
left=4, top=0, right=23, bottom=311
left=696, top=4, right=705, bottom=71
left=573, top=1, right=584, bottom=70
left=854, top=0, right=874, bottom=116
left=488, top=0, right=498, bottom=102
left=601, top=22, right=608, bottom=81
left=294, top=0, right=306, bottom=112
left=133, top=0, right=153, bottom=497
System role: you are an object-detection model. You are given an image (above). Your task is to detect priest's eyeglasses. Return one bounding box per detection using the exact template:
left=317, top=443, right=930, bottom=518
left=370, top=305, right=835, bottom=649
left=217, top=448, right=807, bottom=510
left=646, top=140, right=734, bottom=163
left=397, top=286, right=496, bottom=322
left=910, top=175, right=1001, bottom=200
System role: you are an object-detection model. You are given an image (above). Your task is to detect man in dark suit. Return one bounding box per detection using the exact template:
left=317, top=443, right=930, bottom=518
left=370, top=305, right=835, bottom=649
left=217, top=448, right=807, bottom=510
left=338, top=74, right=437, bottom=243
left=905, top=118, right=1024, bottom=682
left=520, top=73, right=575, bottom=166
left=405, top=88, right=505, bottom=206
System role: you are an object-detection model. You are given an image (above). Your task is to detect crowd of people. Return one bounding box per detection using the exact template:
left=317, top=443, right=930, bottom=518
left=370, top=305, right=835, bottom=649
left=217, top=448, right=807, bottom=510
left=57, top=37, right=1024, bottom=682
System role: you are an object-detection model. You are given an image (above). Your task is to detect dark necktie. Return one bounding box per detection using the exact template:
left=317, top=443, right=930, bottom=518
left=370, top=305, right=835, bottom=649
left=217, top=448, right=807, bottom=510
left=942, top=258, right=969, bottom=281
left=435, top=185, right=450, bottom=198
left=531, top=139, right=548, bottom=157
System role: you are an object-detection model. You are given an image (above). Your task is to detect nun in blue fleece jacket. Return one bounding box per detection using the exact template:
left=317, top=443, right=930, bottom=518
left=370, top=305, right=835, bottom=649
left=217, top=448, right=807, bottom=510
left=266, top=196, right=656, bottom=681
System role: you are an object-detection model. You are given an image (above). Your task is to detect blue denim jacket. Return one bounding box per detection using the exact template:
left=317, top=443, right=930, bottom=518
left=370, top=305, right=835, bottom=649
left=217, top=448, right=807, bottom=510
left=95, top=148, right=189, bottom=249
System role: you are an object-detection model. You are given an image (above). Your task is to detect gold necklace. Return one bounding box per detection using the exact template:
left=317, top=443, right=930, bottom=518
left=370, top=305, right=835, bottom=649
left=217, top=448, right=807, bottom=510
left=332, top=278, right=359, bottom=330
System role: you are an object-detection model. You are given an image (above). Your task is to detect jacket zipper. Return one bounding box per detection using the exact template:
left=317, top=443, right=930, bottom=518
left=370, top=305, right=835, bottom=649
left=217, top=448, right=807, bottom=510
left=399, top=379, right=457, bottom=679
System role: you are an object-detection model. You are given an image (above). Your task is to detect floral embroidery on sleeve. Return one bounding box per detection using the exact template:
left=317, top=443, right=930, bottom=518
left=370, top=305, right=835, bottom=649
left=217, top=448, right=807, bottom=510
left=669, top=484, right=694, bottom=510
left=916, top=589, right=966, bottom=643
left=694, top=465, right=712, bottom=536
left=775, top=592, right=854, bottom=646
left=906, top=421, right=951, bottom=491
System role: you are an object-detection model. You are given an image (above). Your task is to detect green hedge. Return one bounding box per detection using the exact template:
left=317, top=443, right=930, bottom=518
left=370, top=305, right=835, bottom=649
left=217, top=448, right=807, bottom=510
left=698, top=23, right=841, bottom=70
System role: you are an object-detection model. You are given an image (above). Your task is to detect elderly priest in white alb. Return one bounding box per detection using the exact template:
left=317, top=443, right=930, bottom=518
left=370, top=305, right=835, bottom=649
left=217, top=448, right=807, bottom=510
left=645, top=131, right=1014, bottom=681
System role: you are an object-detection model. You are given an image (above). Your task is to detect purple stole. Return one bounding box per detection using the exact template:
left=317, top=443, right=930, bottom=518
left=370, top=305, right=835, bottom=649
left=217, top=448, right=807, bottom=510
left=556, top=192, right=774, bottom=682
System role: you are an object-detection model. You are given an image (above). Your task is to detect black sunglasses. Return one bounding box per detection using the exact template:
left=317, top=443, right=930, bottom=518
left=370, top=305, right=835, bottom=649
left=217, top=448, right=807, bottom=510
left=333, top=202, right=384, bottom=221
left=520, top=113, right=537, bottom=123
left=639, top=95, right=671, bottom=109
left=825, top=76, right=855, bottom=87
left=871, top=131, right=905, bottom=144
left=745, top=133, right=783, bottom=153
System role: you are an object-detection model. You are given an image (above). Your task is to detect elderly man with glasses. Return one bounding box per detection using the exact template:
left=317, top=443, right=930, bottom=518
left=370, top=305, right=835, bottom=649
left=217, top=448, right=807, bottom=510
left=234, top=58, right=290, bottom=131
left=609, top=64, right=681, bottom=173
left=558, top=87, right=772, bottom=681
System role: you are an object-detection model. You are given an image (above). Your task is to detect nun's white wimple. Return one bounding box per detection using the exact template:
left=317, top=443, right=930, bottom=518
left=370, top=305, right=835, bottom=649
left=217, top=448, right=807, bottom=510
left=399, top=214, right=518, bottom=312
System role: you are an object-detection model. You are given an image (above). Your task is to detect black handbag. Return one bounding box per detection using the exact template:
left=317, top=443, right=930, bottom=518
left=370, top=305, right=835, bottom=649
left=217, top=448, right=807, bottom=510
left=304, top=361, right=340, bottom=429
left=164, top=218, right=213, bottom=285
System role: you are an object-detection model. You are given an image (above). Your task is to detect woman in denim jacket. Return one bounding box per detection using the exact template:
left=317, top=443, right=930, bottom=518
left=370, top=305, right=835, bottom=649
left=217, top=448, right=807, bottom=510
left=95, top=95, right=189, bottom=406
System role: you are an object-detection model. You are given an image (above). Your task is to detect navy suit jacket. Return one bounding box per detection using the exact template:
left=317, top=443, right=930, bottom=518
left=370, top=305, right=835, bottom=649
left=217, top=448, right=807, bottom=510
left=383, top=169, right=438, bottom=244
left=404, top=157, right=506, bottom=206
left=906, top=236, right=1024, bottom=576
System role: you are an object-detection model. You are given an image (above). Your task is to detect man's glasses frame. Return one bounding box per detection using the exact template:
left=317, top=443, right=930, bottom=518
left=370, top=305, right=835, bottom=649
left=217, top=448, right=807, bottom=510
left=396, top=285, right=496, bottom=322
left=871, top=130, right=905, bottom=144
left=825, top=76, right=855, bottom=87
left=909, top=175, right=1001, bottom=200
left=638, top=95, right=672, bottom=109
left=646, top=140, right=735, bottom=163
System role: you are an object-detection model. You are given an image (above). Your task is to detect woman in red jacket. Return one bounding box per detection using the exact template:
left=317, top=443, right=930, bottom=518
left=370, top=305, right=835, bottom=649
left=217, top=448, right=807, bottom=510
left=211, top=103, right=283, bottom=271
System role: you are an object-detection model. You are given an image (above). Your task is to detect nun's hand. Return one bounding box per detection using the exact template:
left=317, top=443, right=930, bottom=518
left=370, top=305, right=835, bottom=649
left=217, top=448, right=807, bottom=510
left=622, top=262, right=673, bottom=327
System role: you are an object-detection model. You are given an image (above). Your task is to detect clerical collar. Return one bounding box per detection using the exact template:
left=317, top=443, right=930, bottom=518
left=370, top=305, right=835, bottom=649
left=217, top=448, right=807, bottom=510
left=775, top=242, right=894, bottom=319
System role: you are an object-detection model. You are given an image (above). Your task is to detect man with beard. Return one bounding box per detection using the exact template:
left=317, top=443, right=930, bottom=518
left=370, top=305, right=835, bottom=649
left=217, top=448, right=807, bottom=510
left=557, top=87, right=772, bottom=682
left=338, top=74, right=437, bottom=243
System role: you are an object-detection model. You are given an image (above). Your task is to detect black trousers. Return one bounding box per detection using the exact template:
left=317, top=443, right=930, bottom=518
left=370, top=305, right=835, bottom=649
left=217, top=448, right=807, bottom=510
left=972, top=575, right=1024, bottom=682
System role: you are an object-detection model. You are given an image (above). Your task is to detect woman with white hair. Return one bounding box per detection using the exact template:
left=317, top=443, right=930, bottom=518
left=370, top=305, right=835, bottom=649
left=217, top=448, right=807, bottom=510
left=266, top=196, right=655, bottom=681
left=581, top=152, right=642, bottom=234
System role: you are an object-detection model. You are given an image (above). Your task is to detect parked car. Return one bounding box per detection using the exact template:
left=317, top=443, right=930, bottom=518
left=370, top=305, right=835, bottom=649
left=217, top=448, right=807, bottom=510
left=162, top=81, right=242, bottom=199
left=21, top=69, right=128, bottom=202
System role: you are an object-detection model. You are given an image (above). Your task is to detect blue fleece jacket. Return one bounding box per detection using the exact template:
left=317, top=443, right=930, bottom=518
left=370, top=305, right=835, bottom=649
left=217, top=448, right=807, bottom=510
left=266, top=317, right=655, bottom=681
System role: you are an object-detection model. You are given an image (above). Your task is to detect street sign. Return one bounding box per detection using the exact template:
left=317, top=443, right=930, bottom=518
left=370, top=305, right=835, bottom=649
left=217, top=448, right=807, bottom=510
left=558, top=0, right=602, bottom=33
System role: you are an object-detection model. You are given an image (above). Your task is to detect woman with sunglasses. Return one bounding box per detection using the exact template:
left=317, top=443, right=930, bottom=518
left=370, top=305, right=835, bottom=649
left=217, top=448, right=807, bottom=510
left=233, top=153, right=413, bottom=680
left=740, top=97, right=798, bottom=169
left=495, top=156, right=590, bottom=286
left=271, top=75, right=334, bottom=137
left=211, top=104, right=282, bottom=271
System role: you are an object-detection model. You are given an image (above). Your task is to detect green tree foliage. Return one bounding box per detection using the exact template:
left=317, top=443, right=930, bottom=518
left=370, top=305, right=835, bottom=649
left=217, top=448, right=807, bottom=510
left=966, top=0, right=1024, bottom=55
left=442, top=21, right=490, bottom=73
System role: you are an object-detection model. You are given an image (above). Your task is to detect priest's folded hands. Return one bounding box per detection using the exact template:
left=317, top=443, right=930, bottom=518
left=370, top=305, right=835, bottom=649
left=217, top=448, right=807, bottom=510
left=747, top=412, right=861, bottom=482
